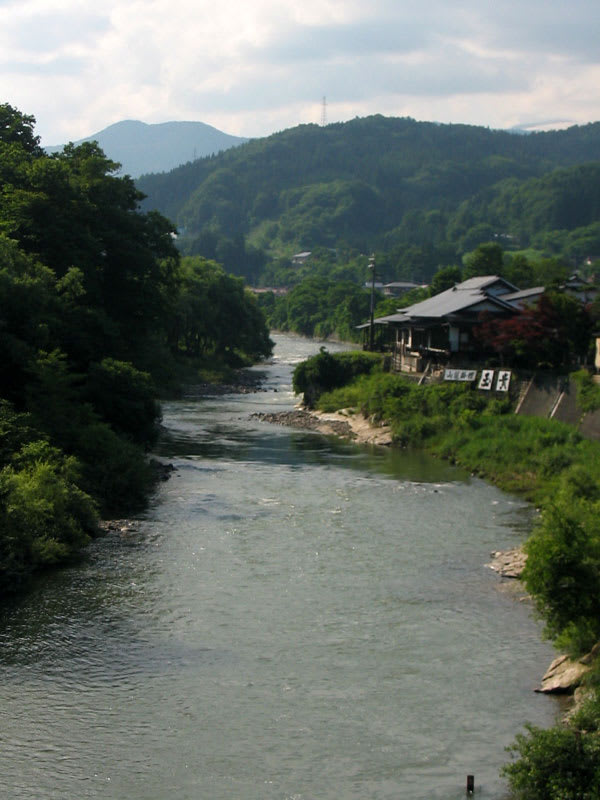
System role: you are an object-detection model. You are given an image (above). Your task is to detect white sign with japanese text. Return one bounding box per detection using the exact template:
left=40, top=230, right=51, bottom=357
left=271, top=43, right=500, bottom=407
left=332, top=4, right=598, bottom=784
left=444, top=369, right=477, bottom=382
left=496, top=371, right=511, bottom=392
left=478, top=370, right=494, bottom=390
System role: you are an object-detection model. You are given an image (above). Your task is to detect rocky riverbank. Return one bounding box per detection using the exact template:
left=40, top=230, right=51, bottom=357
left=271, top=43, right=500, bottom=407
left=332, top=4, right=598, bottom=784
left=253, top=407, right=393, bottom=446
left=486, top=547, right=527, bottom=579
left=486, top=546, right=599, bottom=702
left=183, top=369, right=267, bottom=397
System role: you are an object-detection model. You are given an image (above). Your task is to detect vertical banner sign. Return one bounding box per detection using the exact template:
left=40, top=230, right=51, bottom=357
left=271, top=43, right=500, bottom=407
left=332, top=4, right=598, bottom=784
left=496, top=371, right=511, bottom=392
left=478, top=370, right=494, bottom=390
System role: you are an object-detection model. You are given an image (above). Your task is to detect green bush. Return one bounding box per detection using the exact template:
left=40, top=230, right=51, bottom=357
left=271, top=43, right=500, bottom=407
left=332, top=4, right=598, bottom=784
left=84, top=358, right=161, bottom=448
left=0, top=440, right=97, bottom=593
left=502, top=723, right=600, bottom=800
left=292, top=349, right=382, bottom=407
left=523, top=497, right=600, bottom=655
left=72, top=421, right=154, bottom=516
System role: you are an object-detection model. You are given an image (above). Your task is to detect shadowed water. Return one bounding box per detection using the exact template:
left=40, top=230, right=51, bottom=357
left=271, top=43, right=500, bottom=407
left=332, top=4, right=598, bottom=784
left=0, top=334, right=557, bottom=799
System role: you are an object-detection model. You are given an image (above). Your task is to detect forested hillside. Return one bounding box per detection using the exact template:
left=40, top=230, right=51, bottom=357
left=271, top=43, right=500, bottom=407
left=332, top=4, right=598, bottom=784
left=136, top=115, right=600, bottom=284
left=0, top=104, right=272, bottom=594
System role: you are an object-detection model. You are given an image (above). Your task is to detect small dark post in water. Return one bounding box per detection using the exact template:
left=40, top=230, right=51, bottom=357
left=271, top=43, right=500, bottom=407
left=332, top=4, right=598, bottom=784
left=466, top=774, right=475, bottom=794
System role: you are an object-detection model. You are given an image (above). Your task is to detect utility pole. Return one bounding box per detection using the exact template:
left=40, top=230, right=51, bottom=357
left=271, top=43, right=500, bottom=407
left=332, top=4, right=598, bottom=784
left=368, top=254, right=376, bottom=351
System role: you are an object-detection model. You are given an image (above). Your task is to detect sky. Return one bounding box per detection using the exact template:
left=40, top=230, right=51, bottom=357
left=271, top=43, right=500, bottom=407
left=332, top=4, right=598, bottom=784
left=1, top=0, right=600, bottom=146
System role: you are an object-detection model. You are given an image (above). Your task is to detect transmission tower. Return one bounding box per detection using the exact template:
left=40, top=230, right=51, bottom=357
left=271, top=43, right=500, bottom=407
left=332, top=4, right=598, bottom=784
left=320, top=96, right=327, bottom=127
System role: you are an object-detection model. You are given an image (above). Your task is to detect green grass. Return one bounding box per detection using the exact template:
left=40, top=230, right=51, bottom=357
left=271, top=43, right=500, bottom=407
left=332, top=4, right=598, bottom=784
left=316, top=370, right=599, bottom=506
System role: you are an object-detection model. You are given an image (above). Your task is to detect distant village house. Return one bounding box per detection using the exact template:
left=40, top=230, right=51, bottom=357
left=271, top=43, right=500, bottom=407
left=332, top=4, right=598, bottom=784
left=291, top=251, right=312, bottom=267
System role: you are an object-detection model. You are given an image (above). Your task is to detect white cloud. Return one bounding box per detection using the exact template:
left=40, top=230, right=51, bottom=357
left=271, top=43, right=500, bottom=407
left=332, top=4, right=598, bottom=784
left=0, top=0, right=598, bottom=144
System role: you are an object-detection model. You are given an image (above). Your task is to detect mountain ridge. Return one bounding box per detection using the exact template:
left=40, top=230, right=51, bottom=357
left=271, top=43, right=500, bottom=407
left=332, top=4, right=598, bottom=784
left=134, top=115, right=600, bottom=267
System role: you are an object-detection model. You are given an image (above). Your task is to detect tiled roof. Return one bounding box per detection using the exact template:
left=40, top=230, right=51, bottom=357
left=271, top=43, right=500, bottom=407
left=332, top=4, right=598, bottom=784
left=502, top=287, right=545, bottom=302
left=456, top=275, right=518, bottom=292
left=370, top=275, right=522, bottom=325
left=390, top=286, right=513, bottom=319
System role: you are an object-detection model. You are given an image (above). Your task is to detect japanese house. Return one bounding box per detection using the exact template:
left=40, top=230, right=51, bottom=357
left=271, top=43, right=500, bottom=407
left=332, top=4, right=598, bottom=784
left=362, top=275, right=528, bottom=372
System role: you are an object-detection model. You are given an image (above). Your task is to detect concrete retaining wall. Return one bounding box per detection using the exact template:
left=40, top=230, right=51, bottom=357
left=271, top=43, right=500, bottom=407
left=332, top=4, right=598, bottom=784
left=516, top=375, right=600, bottom=440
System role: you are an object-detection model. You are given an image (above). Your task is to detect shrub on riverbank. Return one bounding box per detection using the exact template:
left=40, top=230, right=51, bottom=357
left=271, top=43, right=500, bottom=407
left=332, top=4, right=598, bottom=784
left=0, top=440, right=98, bottom=594
left=292, top=348, right=382, bottom=407
left=501, top=719, right=600, bottom=800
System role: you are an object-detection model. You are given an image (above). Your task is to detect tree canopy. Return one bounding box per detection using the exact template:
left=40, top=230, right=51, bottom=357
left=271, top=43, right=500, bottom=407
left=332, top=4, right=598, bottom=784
left=0, top=104, right=272, bottom=593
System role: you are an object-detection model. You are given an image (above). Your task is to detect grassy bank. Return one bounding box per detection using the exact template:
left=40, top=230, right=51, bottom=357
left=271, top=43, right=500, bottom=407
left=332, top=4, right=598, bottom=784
left=312, top=368, right=597, bottom=505
left=295, top=351, right=600, bottom=798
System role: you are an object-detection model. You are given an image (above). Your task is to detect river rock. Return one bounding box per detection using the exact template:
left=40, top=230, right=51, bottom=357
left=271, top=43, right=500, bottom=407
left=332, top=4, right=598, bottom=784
left=486, top=547, right=527, bottom=578
left=98, top=519, right=139, bottom=534
left=313, top=410, right=393, bottom=446
left=536, top=653, right=592, bottom=694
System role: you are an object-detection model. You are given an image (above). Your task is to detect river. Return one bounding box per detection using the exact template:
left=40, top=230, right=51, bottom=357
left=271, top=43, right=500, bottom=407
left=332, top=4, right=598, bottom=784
left=0, top=333, right=557, bottom=799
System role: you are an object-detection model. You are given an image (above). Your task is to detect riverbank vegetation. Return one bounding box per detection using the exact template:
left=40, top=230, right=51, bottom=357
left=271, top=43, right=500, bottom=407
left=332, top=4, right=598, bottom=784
left=293, top=349, right=600, bottom=799
left=258, top=275, right=373, bottom=341
left=0, top=104, right=272, bottom=595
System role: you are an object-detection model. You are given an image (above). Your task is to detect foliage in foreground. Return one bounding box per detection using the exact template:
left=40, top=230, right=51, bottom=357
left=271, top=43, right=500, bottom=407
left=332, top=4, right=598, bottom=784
left=0, top=438, right=98, bottom=594
left=502, top=690, right=600, bottom=800
left=502, top=720, right=600, bottom=800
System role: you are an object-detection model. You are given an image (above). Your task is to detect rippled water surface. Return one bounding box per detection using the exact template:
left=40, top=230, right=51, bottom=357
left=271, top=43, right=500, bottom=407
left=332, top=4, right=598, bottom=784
left=0, top=334, right=557, bottom=799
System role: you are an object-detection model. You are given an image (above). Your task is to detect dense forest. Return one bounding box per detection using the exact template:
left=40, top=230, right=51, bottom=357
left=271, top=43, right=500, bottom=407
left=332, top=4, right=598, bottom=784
left=136, top=115, right=600, bottom=286
left=0, top=104, right=272, bottom=594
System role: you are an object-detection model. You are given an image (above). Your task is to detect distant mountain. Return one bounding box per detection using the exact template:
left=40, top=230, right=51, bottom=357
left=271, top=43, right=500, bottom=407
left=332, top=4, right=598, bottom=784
left=46, top=119, right=248, bottom=178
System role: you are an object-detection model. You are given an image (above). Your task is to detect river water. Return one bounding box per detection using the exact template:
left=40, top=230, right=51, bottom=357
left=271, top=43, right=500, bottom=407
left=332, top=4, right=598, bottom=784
left=0, top=334, right=557, bottom=800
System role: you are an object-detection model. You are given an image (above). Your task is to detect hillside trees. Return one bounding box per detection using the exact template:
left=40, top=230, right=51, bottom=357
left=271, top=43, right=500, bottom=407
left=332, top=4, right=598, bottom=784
left=170, top=257, right=272, bottom=363
left=137, top=116, right=600, bottom=286
left=429, top=265, right=463, bottom=294
left=261, top=276, right=373, bottom=340
left=462, top=242, right=505, bottom=279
